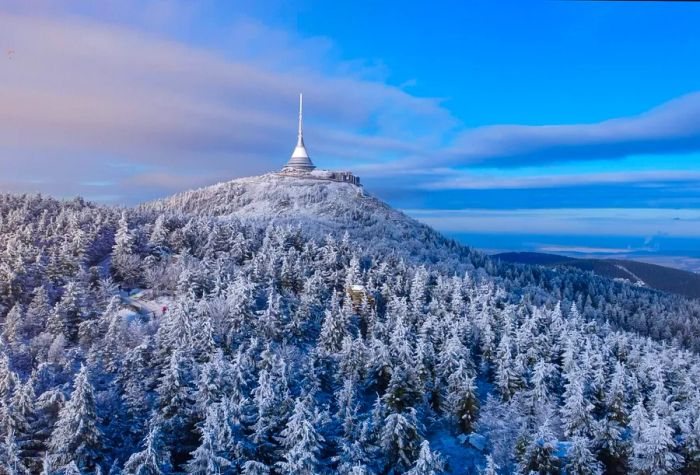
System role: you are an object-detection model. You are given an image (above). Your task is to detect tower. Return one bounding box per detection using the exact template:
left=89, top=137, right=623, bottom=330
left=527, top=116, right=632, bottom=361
left=283, top=93, right=316, bottom=171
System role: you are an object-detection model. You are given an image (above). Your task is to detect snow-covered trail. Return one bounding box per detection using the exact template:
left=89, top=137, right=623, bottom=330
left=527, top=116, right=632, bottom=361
left=614, top=264, right=646, bottom=286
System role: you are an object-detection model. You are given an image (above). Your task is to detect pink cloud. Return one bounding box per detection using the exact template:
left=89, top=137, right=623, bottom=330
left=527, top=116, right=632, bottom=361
left=0, top=10, right=455, bottom=203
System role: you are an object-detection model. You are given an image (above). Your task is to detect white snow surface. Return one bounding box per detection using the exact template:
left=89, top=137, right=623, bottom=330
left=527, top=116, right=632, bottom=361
left=614, top=264, right=647, bottom=287
left=146, top=173, right=376, bottom=220
left=143, top=173, right=474, bottom=270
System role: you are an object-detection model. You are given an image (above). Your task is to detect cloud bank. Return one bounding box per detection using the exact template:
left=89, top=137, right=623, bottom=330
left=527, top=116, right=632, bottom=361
left=1, top=5, right=700, bottom=207
left=405, top=208, right=700, bottom=237
left=431, top=92, right=700, bottom=169
left=425, top=170, right=700, bottom=190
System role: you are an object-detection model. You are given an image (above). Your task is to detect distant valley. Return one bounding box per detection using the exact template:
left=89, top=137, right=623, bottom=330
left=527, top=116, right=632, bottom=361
left=494, top=251, right=700, bottom=300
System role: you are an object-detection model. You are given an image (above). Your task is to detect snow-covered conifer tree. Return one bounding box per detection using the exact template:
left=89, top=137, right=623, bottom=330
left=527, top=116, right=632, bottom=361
left=122, top=424, right=172, bottom=475
left=112, top=212, right=141, bottom=286
left=480, top=455, right=498, bottom=475
left=251, top=359, right=291, bottom=461
left=195, top=349, right=232, bottom=416
left=156, top=348, right=195, bottom=427
left=443, top=360, right=479, bottom=433
left=631, top=413, right=683, bottom=474
left=7, top=379, right=35, bottom=442
left=258, top=285, right=284, bottom=341
left=148, top=215, right=169, bottom=255
left=380, top=407, right=422, bottom=473
left=0, top=429, right=30, bottom=475
left=561, top=369, right=595, bottom=438
left=275, top=396, right=325, bottom=474
left=241, top=460, right=270, bottom=475
left=48, top=281, right=86, bottom=341
left=319, top=292, right=349, bottom=354
left=494, top=332, right=519, bottom=401
left=406, top=440, right=445, bottom=474
left=186, top=405, right=233, bottom=475
left=566, top=436, right=603, bottom=475
left=517, top=419, right=560, bottom=475
left=334, top=420, right=376, bottom=474
left=47, top=364, right=103, bottom=472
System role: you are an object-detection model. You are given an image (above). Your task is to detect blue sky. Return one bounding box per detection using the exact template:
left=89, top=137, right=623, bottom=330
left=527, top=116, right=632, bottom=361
left=1, top=1, right=699, bottom=269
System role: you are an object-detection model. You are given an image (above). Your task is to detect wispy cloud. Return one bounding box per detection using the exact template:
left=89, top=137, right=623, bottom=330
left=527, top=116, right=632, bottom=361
left=347, top=91, right=700, bottom=179
left=0, top=10, right=455, bottom=203
left=405, top=208, right=700, bottom=237
left=536, top=245, right=641, bottom=255
left=2, top=3, right=700, bottom=212
left=424, top=170, right=700, bottom=190
left=422, top=92, right=700, bottom=169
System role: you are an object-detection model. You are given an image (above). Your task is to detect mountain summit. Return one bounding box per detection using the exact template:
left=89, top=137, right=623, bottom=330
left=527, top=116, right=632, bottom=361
left=143, top=172, right=472, bottom=270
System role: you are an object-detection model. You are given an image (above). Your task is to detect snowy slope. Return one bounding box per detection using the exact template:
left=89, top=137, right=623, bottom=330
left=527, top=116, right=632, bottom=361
left=143, top=173, right=476, bottom=270
left=145, top=173, right=379, bottom=220
left=3, top=184, right=700, bottom=474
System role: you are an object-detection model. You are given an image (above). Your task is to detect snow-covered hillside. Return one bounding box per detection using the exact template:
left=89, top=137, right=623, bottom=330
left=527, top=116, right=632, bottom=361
left=143, top=173, right=475, bottom=271
left=143, top=174, right=700, bottom=353
left=145, top=173, right=372, bottom=220
left=1, top=184, right=700, bottom=474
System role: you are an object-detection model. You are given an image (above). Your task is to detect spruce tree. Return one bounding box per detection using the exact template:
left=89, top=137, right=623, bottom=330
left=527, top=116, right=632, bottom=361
left=195, top=349, right=232, bottom=416
left=8, top=379, right=35, bottom=444
left=0, top=429, right=31, bottom=475
left=566, top=436, right=603, bottom=475
left=112, top=212, right=140, bottom=287
left=275, top=396, right=325, bottom=474
left=319, top=292, right=348, bottom=354
left=631, top=414, right=683, bottom=474
left=406, top=440, right=445, bottom=475
left=494, top=333, right=518, bottom=401
left=148, top=215, right=169, bottom=255
left=681, top=414, right=700, bottom=474
left=24, top=285, right=51, bottom=339
left=186, top=405, right=233, bottom=475
left=156, top=348, right=196, bottom=428
left=380, top=407, right=422, bottom=473
left=561, top=370, right=595, bottom=438
left=444, top=360, right=479, bottom=433
left=251, top=358, right=291, bottom=462
left=517, top=419, right=561, bottom=475
left=47, top=364, right=103, bottom=472
left=480, top=455, right=499, bottom=475
left=241, top=460, right=270, bottom=475
left=334, top=420, right=376, bottom=474
left=50, top=281, right=85, bottom=341
left=122, top=424, right=172, bottom=475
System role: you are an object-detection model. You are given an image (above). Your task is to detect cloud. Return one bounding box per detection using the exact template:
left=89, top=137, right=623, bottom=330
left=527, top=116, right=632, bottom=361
left=0, top=10, right=456, bottom=203
left=536, top=245, right=639, bottom=255
left=393, top=91, right=700, bottom=170
left=2, top=3, right=700, bottom=214
left=404, top=208, right=700, bottom=237
left=424, top=170, right=700, bottom=190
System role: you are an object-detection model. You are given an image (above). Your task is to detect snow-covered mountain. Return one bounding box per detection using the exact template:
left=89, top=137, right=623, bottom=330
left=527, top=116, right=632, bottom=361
left=146, top=173, right=377, bottom=220
left=143, top=173, right=473, bottom=271
left=1, top=177, right=700, bottom=474
left=144, top=173, right=700, bottom=352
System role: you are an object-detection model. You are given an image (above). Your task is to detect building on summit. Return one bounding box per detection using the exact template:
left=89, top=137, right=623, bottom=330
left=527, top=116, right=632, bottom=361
left=283, top=93, right=315, bottom=172
left=281, top=94, right=360, bottom=186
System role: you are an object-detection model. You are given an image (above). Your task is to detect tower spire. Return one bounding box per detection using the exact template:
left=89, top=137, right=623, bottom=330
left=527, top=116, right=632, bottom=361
left=298, top=93, right=303, bottom=144
left=283, top=93, right=315, bottom=171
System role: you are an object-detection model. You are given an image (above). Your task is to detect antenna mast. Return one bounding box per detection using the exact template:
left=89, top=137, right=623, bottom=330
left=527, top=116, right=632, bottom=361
left=298, top=93, right=303, bottom=143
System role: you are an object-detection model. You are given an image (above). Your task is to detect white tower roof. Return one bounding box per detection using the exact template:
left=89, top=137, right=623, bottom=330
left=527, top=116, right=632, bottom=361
left=283, top=93, right=316, bottom=171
